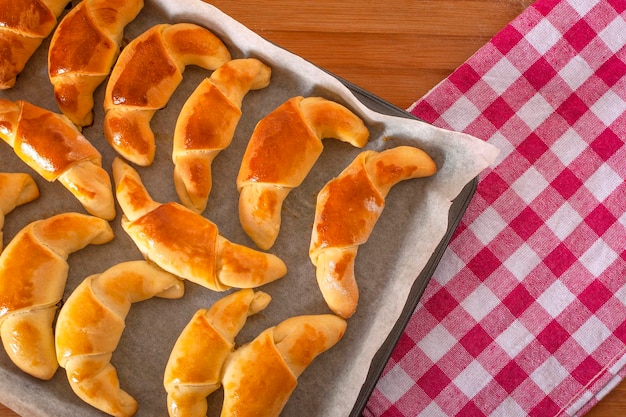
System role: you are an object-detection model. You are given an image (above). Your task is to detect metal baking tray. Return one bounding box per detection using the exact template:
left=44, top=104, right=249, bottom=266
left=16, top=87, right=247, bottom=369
left=0, top=1, right=482, bottom=416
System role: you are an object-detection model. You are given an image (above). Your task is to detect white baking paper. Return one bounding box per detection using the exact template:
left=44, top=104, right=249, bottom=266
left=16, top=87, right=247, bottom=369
left=0, top=1, right=498, bottom=416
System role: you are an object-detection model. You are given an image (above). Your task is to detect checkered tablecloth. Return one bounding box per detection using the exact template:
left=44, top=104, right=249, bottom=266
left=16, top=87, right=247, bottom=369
left=364, top=0, right=626, bottom=416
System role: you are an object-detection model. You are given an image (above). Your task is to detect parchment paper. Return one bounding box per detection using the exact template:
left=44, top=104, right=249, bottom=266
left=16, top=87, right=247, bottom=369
left=0, top=1, right=499, bottom=416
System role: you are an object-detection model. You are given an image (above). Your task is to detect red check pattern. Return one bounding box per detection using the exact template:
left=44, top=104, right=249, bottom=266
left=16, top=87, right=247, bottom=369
left=364, top=1, right=626, bottom=416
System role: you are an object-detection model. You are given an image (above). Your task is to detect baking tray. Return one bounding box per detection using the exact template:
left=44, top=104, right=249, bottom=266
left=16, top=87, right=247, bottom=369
left=0, top=1, right=494, bottom=416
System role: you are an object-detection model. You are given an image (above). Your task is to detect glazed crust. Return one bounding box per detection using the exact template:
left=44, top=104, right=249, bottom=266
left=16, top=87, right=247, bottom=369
left=0, top=99, right=116, bottom=220
left=173, top=58, right=271, bottom=213
left=104, top=23, right=231, bottom=166
left=48, top=0, right=144, bottom=127
left=236, top=96, right=370, bottom=250
left=220, top=314, right=347, bottom=417
left=164, top=289, right=271, bottom=417
left=55, top=260, right=184, bottom=417
left=0, top=213, right=114, bottom=380
left=113, top=157, right=287, bottom=291
left=0, top=0, right=70, bottom=89
left=309, top=146, right=437, bottom=318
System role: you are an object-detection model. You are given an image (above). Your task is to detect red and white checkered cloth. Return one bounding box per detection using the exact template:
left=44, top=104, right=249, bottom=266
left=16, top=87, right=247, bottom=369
left=364, top=0, right=626, bottom=416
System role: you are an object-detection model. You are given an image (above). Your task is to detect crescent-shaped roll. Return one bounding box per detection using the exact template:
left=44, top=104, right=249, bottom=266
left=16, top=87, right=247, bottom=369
left=55, top=260, right=185, bottom=417
left=104, top=23, right=232, bottom=166
left=236, top=96, right=370, bottom=250
left=0, top=99, right=116, bottom=220
left=0, top=212, right=114, bottom=380
left=48, top=0, right=144, bottom=127
left=173, top=58, right=272, bottom=213
left=309, top=146, right=437, bottom=318
left=220, top=314, right=347, bottom=417
left=0, top=0, right=71, bottom=89
left=164, top=289, right=271, bottom=417
left=113, top=157, right=287, bottom=292
left=0, top=172, right=39, bottom=251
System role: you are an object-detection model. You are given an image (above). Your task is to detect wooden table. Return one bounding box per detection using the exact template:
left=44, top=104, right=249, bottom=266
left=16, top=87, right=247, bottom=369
left=0, top=0, right=623, bottom=415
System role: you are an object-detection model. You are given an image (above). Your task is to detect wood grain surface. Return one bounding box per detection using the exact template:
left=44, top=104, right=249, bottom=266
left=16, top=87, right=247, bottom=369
left=0, top=0, right=623, bottom=416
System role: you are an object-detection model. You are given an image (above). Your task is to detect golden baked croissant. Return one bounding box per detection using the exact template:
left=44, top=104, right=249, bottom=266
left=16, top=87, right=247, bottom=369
left=0, top=172, right=39, bottom=251
left=0, top=0, right=70, bottom=89
left=0, top=212, right=114, bottom=380
left=48, top=0, right=144, bottom=127
left=55, top=260, right=185, bottom=417
left=173, top=58, right=272, bottom=213
left=0, top=99, right=116, bottom=220
left=113, top=157, right=287, bottom=292
left=237, top=96, right=370, bottom=250
left=164, top=289, right=271, bottom=417
left=220, top=314, right=347, bottom=417
left=310, top=146, right=437, bottom=318
left=104, top=23, right=232, bottom=166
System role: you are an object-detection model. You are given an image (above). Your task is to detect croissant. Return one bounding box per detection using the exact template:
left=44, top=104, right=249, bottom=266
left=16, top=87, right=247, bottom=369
left=0, top=172, right=39, bottom=251
left=55, top=260, right=185, bottom=417
left=237, top=96, right=370, bottom=250
left=104, top=23, right=232, bottom=166
left=173, top=58, right=272, bottom=213
left=309, top=146, right=437, bottom=318
left=0, top=99, right=116, bottom=220
left=220, top=314, right=347, bottom=417
left=48, top=0, right=144, bottom=127
left=0, top=212, right=114, bottom=380
left=0, top=0, right=70, bottom=89
left=164, top=289, right=271, bottom=417
left=113, top=157, right=287, bottom=291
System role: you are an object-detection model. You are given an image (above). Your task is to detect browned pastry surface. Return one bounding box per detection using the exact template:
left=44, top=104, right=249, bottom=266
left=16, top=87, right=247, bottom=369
left=104, top=23, right=231, bottom=166
left=237, top=96, right=370, bottom=250
left=55, top=260, right=184, bottom=417
left=220, top=314, right=347, bottom=417
left=164, top=289, right=271, bottom=417
left=173, top=58, right=271, bottom=213
left=0, top=0, right=70, bottom=89
left=310, top=146, right=437, bottom=318
left=48, top=0, right=144, bottom=127
left=0, top=99, right=116, bottom=220
left=113, top=157, right=287, bottom=291
left=0, top=213, right=113, bottom=380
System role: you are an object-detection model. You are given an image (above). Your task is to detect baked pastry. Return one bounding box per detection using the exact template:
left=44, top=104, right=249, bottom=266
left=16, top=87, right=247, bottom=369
left=237, top=96, right=370, bottom=250
left=220, top=314, right=347, bottom=417
left=0, top=212, right=114, bottom=380
left=0, top=172, right=39, bottom=251
left=0, top=0, right=71, bottom=89
left=55, top=260, right=184, bottom=417
left=173, top=58, right=271, bottom=213
left=113, top=157, right=287, bottom=291
left=48, top=0, right=144, bottom=127
left=0, top=99, right=116, bottom=220
left=309, top=146, right=437, bottom=318
left=164, top=289, right=271, bottom=417
left=104, top=23, right=232, bottom=166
